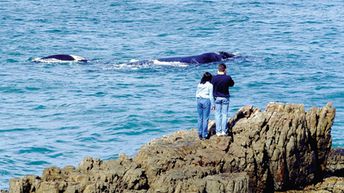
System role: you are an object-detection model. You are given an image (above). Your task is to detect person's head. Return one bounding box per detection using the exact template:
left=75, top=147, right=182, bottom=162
left=200, top=72, right=212, bottom=84
left=219, top=51, right=235, bottom=59
left=218, top=63, right=227, bottom=73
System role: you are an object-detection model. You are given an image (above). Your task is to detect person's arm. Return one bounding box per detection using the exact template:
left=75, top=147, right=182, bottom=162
left=228, top=76, right=235, bottom=87
left=209, top=84, right=215, bottom=108
left=195, top=84, right=200, bottom=98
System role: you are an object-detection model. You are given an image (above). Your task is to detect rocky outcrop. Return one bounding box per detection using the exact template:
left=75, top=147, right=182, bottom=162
left=277, top=176, right=344, bottom=193
left=3, top=102, right=342, bottom=193
left=7, top=156, right=149, bottom=193
left=325, top=148, right=344, bottom=177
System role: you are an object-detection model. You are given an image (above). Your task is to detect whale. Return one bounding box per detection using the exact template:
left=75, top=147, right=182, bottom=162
left=157, top=51, right=235, bottom=64
left=33, top=54, right=88, bottom=63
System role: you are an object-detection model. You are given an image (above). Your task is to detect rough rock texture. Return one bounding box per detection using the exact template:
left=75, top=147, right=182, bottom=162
left=277, top=148, right=344, bottom=193
left=135, top=131, right=250, bottom=193
left=14, top=155, right=148, bottom=193
left=277, top=177, right=344, bottom=193
left=325, top=148, right=344, bottom=177
left=135, top=102, right=336, bottom=192
left=3, top=102, right=341, bottom=193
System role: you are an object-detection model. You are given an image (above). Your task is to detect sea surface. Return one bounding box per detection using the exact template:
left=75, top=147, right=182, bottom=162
left=1, top=0, right=343, bottom=189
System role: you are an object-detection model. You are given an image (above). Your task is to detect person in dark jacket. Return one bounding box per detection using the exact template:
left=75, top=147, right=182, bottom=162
left=211, top=63, right=235, bottom=136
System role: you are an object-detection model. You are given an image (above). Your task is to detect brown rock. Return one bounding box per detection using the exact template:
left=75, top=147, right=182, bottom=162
left=2, top=103, right=339, bottom=193
left=277, top=176, right=344, bottom=193
left=326, top=148, right=344, bottom=177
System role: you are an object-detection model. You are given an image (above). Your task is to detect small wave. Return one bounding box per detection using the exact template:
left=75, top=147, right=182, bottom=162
left=28, top=160, right=50, bottom=166
left=18, top=147, right=54, bottom=154
left=0, top=128, right=34, bottom=133
left=107, top=63, right=141, bottom=70
left=107, top=59, right=188, bottom=70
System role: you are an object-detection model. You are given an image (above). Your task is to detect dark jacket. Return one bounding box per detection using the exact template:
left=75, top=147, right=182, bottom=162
left=211, top=74, right=234, bottom=98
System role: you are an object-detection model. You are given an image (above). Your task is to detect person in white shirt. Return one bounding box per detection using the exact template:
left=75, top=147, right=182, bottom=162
left=196, top=72, right=215, bottom=139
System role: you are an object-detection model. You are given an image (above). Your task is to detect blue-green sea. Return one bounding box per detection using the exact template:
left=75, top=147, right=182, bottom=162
left=1, top=0, right=343, bottom=189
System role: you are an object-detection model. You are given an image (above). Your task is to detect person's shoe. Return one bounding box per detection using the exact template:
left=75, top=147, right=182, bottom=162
left=216, top=132, right=226, bottom=136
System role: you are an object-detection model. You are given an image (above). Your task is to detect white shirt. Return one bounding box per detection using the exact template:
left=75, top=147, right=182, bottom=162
left=196, top=81, right=215, bottom=106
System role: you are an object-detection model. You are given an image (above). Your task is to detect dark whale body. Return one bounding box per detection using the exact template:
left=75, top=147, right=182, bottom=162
left=42, top=55, right=76, bottom=61
left=34, top=54, right=87, bottom=63
left=157, top=52, right=235, bottom=64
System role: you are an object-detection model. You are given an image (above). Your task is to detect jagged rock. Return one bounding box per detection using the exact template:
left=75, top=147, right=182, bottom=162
left=136, top=102, right=336, bottom=192
left=9, top=176, right=41, bottom=193
left=326, top=148, right=344, bottom=177
left=8, top=155, right=148, bottom=193
left=277, top=177, right=344, bottom=193
left=2, top=103, right=340, bottom=193
left=228, top=102, right=335, bottom=191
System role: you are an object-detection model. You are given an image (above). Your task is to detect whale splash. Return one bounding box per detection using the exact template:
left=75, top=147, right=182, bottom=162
left=32, top=54, right=88, bottom=63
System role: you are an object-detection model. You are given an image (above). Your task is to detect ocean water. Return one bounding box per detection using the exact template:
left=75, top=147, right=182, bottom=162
left=1, top=0, right=343, bottom=189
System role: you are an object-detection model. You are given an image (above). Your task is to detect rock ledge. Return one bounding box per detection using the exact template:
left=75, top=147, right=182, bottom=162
left=2, top=102, right=343, bottom=193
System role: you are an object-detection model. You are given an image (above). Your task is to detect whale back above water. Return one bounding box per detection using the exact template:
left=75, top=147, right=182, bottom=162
left=32, top=52, right=234, bottom=65
left=157, top=51, right=235, bottom=64
left=33, top=54, right=88, bottom=63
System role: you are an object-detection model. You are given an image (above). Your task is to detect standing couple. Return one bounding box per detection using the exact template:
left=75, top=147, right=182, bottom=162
left=196, top=63, right=235, bottom=140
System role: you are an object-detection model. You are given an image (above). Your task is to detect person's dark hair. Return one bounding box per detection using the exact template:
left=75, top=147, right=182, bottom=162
left=218, top=63, right=227, bottom=72
left=200, top=72, right=212, bottom=84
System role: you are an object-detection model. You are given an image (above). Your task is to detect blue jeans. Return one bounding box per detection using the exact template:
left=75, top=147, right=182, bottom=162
left=197, top=98, right=211, bottom=139
left=215, top=97, right=229, bottom=134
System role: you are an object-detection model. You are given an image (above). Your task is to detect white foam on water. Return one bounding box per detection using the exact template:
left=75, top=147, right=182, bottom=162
left=129, top=59, right=139, bottom=63
left=233, top=51, right=240, bottom=56
left=152, top=60, right=188, bottom=67
left=70, top=55, right=87, bottom=62
left=106, top=59, right=188, bottom=71
left=31, top=57, right=71, bottom=63
left=105, top=62, right=140, bottom=71
left=31, top=55, right=86, bottom=63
